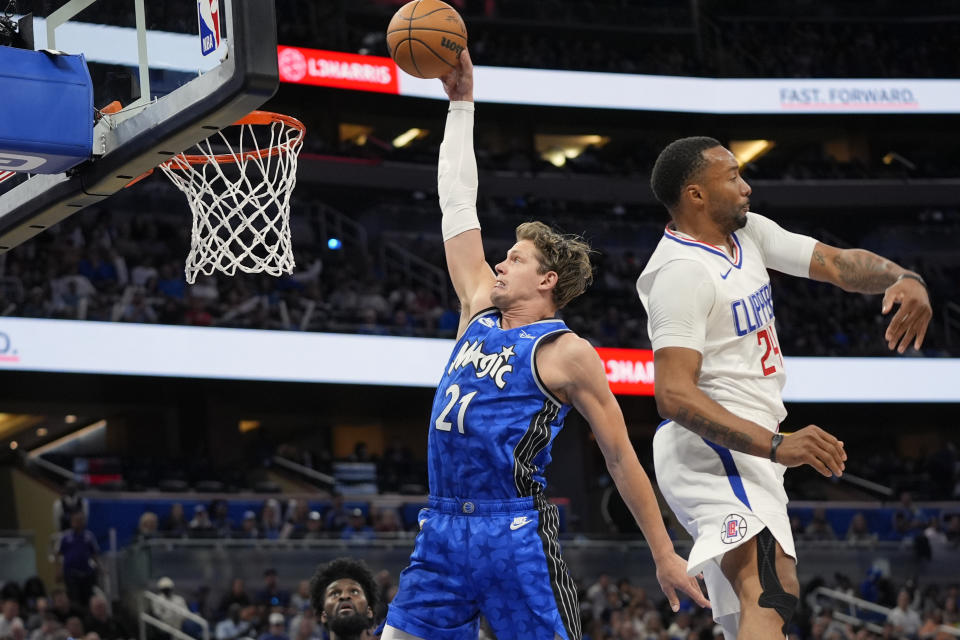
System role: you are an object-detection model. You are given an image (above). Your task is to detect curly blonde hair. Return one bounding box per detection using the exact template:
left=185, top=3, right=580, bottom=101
left=515, top=221, right=594, bottom=309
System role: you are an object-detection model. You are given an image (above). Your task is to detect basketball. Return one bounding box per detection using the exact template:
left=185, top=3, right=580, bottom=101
left=386, top=0, right=468, bottom=79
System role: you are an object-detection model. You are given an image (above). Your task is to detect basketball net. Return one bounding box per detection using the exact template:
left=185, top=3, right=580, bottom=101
left=158, top=111, right=305, bottom=284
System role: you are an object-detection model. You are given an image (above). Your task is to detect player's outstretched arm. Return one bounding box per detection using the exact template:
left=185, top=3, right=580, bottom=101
left=437, top=50, right=495, bottom=335
left=539, top=335, right=710, bottom=612
left=655, top=346, right=848, bottom=477
left=809, top=242, right=932, bottom=353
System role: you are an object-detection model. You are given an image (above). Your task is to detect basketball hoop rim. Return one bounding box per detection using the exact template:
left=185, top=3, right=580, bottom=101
left=160, top=110, right=305, bottom=169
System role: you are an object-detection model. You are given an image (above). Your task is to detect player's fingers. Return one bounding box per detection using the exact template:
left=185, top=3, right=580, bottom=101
left=897, top=323, right=919, bottom=354
left=915, top=316, right=929, bottom=350
left=813, top=438, right=845, bottom=474
left=662, top=584, right=680, bottom=612
left=884, top=306, right=910, bottom=343
left=805, top=449, right=834, bottom=477
left=819, top=446, right=844, bottom=476
left=684, top=577, right=710, bottom=608
left=881, top=289, right=901, bottom=315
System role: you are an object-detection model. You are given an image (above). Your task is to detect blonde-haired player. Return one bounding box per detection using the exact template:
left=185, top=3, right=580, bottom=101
left=638, top=136, right=932, bottom=639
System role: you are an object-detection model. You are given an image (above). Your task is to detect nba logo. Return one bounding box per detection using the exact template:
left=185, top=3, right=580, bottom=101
left=197, top=0, right=221, bottom=56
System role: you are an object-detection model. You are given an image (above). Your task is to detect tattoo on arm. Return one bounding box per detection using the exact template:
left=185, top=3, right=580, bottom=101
left=674, top=407, right=755, bottom=454
left=831, top=249, right=899, bottom=293
left=813, top=250, right=826, bottom=267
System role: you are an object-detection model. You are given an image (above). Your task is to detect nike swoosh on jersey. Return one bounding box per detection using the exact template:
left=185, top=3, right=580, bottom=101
left=509, top=516, right=532, bottom=530
left=721, top=267, right=733, bottom=279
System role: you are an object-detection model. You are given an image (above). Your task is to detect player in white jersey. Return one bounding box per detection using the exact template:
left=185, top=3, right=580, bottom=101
left=637, top=137, right=932, bottom=639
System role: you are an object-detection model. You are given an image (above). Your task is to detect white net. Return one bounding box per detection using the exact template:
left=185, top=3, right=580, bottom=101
left=158, top=112, right=304, bottom=284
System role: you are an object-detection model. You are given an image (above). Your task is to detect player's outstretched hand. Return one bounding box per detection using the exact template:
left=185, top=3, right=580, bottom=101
left=881, top=276, right=932, bottom=353
left=439, top=49, right=473, bottom=102
left=655, top=552, right=710, bottom=612
left=775, top=426, right=846, bottom=477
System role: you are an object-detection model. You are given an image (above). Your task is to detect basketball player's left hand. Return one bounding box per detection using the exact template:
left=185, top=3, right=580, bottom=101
left=881, top=277, right=932, bottom=353
left=440, top=49, right=473, bottom=102
left=655, top=552, right=710, bottom=611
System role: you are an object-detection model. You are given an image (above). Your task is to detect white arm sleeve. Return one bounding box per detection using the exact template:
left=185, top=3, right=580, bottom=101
left=437, top=101, right=480, bottom=241
left=647, top=260, right=716, bottom=353
left=744, top=212, right=817, bottom=278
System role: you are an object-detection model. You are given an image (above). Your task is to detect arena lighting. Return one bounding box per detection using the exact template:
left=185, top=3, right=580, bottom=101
left=327, top=237, right=342, bottom=250
left=29, top=419, right=107, bottom=457
left=730, top=140, right=775, bottom=166
left=882, top=151, right=917, bottom=170
left=392, top=128, right=425, bottom=148
left=537, top=134, right=610, bottom=168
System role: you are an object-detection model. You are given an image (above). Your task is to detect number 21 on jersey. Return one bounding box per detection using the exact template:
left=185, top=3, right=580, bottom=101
left=435, top=383, right=477, bottom=434
left=757, top=325, right=783, bottom=376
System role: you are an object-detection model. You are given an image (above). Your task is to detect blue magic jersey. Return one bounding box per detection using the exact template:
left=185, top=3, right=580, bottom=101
left=428, top=309, right=572, bottom=500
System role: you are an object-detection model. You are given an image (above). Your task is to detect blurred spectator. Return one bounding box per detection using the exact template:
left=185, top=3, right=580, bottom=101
left=48, top=590, right=82, bottom=625
left=302, top=513, right=324, bottom=540
left=323, top=494, right=350, bottom=534
left=288, top=613, right=320, bottom=640
left=260, top=500, right=283, bottom=540
left=372, top=508, right=402, bottom=535
left=151, top=577, right=188, bottom=633
left=52, top=482, right=89, bottom=532
left=135, top=512, right=159, bottom=543
left=946, top=515, right=960, bottom=547
left=188, top=505, right=216, bottom=538
left=255, top=570, right=290, bottom=611
left=805, top=508, right=838, bottom=541
left=0, top=599, right=24, bottom=637
left=894, top=492, right=929, bottom=538
left=215, top=604, right=253, bottom=640
left=28, top=612, right=66, bottom=640
left=63, top=617, right=83, bottom=640
left=289, top=582, right=312, bottom=614
left=83, top=595, right=127, bottom=640
left=54, top=512, right=99, bottom=607
left=217, top=580, right=251, bottom=620
left=235, top=512, right=260, bottom=540
left=845, top=513, right=878, bottom=545
left=161, top=504, right=189, bottom=538
left=258, top=613, right=288, bottom=640
left=280, top=499, right=310, bottom=540
left=340, top=509, right=374, bottom=541
left=887, top=589, right=922, bottom=637
left=210, top=500, right=234, bottom=538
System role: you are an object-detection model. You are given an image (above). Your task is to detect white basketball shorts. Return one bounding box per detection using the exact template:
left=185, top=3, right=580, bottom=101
left=653, top=420, right=796, bottom=630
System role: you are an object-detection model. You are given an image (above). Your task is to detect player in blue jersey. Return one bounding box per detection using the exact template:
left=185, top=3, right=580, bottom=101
left=381, top=51, right=709, bottom=640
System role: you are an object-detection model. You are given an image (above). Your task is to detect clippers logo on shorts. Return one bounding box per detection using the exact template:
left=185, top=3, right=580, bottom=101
left=447, top=340, right=516, bottom=389
left=721, top=514, right=748, bottom=544
left=197, top=0, right=221, bottom=56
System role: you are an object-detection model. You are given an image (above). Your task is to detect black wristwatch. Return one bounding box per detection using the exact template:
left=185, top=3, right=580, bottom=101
left=769, top=434, right=784, bottom=462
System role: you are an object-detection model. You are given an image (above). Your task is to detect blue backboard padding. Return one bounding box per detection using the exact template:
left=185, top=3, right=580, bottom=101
left=0, top=47, right=93, bottom=174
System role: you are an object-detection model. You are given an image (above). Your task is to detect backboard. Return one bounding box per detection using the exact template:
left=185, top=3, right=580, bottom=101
left=0, top=0, right=279, bottom=252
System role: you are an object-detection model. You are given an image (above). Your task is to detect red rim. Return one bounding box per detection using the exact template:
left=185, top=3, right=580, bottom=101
left=161, top=111, right=305, bottom=168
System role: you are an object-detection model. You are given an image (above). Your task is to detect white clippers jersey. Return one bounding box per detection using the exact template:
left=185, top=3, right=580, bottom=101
left=637, top=213, right=816, bottom=429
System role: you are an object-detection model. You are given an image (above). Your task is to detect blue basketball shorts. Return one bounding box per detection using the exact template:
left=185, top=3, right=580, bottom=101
left=385, top=496, right=580, bottom=640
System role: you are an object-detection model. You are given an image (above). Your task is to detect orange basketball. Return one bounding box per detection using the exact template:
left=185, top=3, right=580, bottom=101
left=386, top=0, right=468, bottom=79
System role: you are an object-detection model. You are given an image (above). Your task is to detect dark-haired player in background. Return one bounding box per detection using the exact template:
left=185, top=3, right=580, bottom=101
left=309, top=557, right=378, bottom=640
left=381, top=51, right=709, bottom=640
left=638, top=136, right=932, bottom=639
